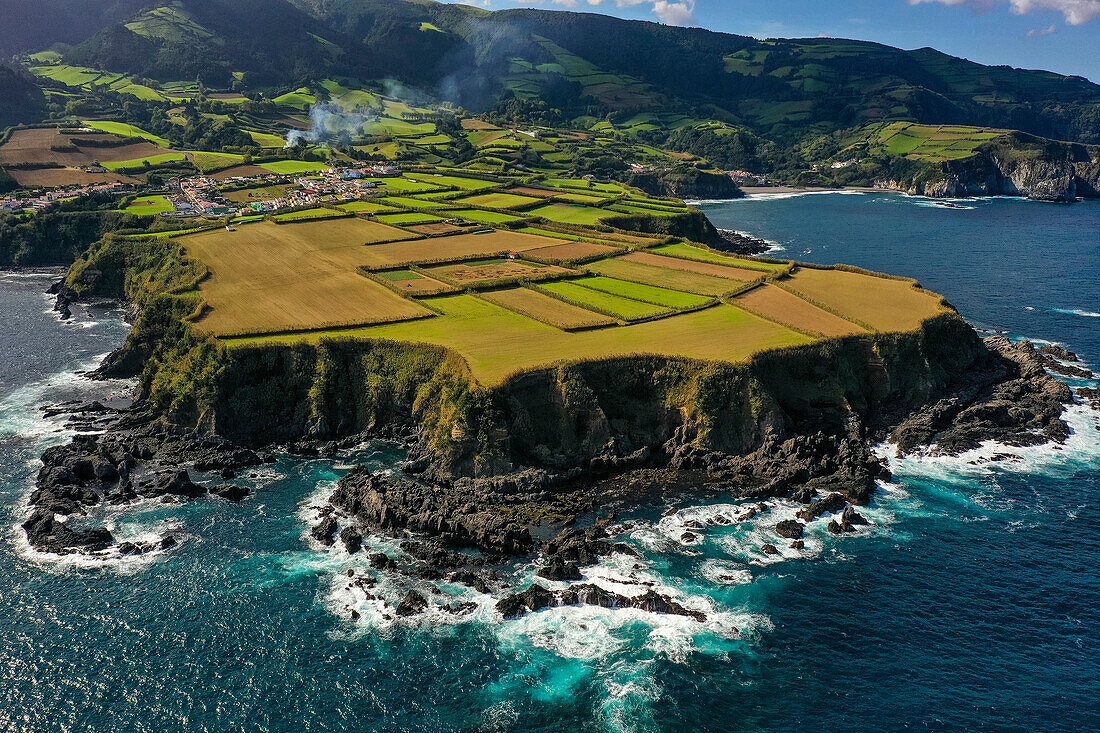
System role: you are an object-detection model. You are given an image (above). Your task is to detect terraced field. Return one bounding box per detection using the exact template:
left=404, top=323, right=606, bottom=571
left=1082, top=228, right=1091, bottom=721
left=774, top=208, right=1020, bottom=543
left=872, top=122, right=1008, bottom=162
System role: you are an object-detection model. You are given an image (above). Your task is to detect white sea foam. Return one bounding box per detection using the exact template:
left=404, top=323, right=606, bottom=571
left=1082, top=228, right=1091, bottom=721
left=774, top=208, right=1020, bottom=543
left=0, top=352, right=131, bottom=443
left=11, top=515, right=181, bottom=574
left=1051, top=307, right=1100, bottom=318
left=879, top=402, right=1100, bottom=486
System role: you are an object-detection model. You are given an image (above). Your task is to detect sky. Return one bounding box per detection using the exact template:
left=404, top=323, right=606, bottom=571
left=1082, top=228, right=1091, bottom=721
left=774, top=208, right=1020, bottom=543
left=444, top=0, right=1100, bottom=82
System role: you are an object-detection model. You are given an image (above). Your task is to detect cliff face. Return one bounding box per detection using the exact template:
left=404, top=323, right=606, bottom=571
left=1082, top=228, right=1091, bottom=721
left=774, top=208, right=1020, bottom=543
left=601, top=209, right=724, bottom=245
left=624, top=168, right=743, bottom=200
left=878, top=134, right=1100, bottom=202
left=156, top=314, right=986, bottom=479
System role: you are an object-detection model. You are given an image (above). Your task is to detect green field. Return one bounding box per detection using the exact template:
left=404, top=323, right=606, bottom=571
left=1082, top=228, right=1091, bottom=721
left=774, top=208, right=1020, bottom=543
left=452, top=209, right=523, bottom=224
left=576, top=276, right=712, bottom=309
left=538, top=281, right=670, bottom=321
left=379, top=196, right=456, bottom=210
left=273, top=87, right=317, bottom=111
left=456, top=192, right=543, bottom=209
left=375, top=212, right=446, bottom=225
left=258, top=160, right=329, bottom=174
left=873, top=122, right=1007, bottom=162
left=406, top=173, right=497, bottom=190
left=530, top=203, right=610, bottom=226
left=188, top=151, right=245, bottom=173
left=370, top=178, right=445, bottom=194
left=245, top=130, right=288, bottom=148
left=586, top=257, right=741, bottom=297
left=338, top=201, right=401, bottom=214
left=271, top=208, right=348, bottom=222
left=80, top=120, right=171, bottom=147
left=543, top=178, right=626, bottom=194
left=103, top=152, right=188, bottom=171
left=123, top=195, right=175, bottom=215
left=228, top=295, right=812, bottom=385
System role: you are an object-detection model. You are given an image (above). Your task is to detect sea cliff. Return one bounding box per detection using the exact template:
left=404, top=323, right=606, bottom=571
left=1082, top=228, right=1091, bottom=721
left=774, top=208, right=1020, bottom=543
left=876, top=133, right=1100, bottom=202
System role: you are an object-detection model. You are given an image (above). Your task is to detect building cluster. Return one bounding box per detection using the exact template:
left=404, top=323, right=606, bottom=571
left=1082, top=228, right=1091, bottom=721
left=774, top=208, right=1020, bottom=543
left=809, top=159, right=860, bottom=172
left=1, top=181, right=133, bottom=213
left=729, top=170, right=770, bottom=186
left=162, top=164, right=403, bottom=218
left=164, top=176, right=238, bottom=218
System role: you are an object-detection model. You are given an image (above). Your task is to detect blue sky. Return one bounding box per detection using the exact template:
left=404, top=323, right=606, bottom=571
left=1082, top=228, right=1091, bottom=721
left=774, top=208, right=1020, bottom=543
left=446, top=0, right=1100, bottom=82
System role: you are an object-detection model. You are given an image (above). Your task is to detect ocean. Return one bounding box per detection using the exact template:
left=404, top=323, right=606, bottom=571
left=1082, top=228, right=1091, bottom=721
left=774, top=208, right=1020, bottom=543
left=1, top=193, right=1097, bottom=732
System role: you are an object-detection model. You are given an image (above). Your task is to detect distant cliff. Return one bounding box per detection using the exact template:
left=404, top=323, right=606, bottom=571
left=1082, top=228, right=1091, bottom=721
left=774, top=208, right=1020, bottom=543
left=876, top=133, right=1100, bottom=202
left=623, top=167, right=743, bottom=201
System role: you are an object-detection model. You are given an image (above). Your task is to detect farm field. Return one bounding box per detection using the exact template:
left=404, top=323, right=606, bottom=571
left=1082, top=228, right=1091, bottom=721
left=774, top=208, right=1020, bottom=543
left=619, top=251, right=766, bottom=281
left=523, top=241, right=622, bottom=262
left=538, top=280, right=671, bottom=321
left=245, top=131, right=288, bottom=148
left=103, top=152, right=188, bottom=171
left=271, top=208, right=349, bottom=222
left=375, top=212, right=446, bottom=225
left=168, top=174, right=951, bottom=385
left=0, top=129, right=175, bottom=173
left=187, top=151, right=245, bottom=173
left=80, top=120, right=171, bottom=146
left=529, top=203, right=610, bottom=226
left=552, top=192, right=608, bottom=204
left=356, top=230, right=566, bottom=268
left=3, top=167, right=135, bottom=187
left=374, top=270, right=455, bottom=295
left=586, top=257, right=740, bottom=297
left=337, top=201, right=401, bottom=214
left=407, top=222, right=465, bottom=235
left=577, top=276, right=713, bottom=309
left=423, top=259, right=570, bottom=286
left=124, top=195, right=174, bottom=215
left=454, top=192, right=543, bottom=209
left=370, top=178, right=446, bottom=194
left=450, top=209, right=523, bottom=224
left=732, top=283, right=867, bottom=337
left=210, top=165, right=271, bottom=181
left=379, top=196, right=457, bottom=210
left=779, top=267, right=948, bottom=331
left=508, top=187, right=556, bottom=198
left=873, top=122, right=1007, bottom=162
left=229, top=296, right=810, bottom=386
left=258, top=160, right=329, bottom=174
left=406, top=173, right=497, bottom=190
left=647, top=243, right=783, bottom=273
left=480, top=287, right=616, bottom=330
left=184, top=221, right=430, bottom=336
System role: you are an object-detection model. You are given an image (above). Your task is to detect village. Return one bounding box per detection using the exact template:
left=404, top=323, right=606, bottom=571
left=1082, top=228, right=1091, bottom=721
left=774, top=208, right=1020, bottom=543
left=159, top=163, right=403, bottom=218
left=0, top=180, right=132, bottom=213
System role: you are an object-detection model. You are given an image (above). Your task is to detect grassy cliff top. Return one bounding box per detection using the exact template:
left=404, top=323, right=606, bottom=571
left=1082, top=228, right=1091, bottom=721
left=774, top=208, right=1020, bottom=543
left=166, top=170, right=951, bottom=385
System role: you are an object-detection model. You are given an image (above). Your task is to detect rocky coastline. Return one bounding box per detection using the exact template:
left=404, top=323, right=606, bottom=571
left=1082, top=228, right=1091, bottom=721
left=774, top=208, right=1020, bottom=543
left=23, top=323, right=1094, bottom=621
left=714, top=229, right=773, bottom=256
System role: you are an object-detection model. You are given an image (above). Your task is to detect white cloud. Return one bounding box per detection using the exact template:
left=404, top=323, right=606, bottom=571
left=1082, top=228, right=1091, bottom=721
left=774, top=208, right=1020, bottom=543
left=652, top=0, right=696, bottom=25
left=544, top=0, right=696, bottom=25
left=910, top=0, right=1100, bottom=25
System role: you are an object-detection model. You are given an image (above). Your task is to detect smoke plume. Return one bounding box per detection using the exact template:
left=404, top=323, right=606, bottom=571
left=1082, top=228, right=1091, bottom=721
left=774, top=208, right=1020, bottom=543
left=285, top=102, right=370, bottom=147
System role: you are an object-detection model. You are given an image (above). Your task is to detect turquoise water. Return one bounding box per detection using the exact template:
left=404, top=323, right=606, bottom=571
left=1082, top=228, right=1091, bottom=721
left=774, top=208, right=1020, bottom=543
left=1, top=194, right=1098, bottom=732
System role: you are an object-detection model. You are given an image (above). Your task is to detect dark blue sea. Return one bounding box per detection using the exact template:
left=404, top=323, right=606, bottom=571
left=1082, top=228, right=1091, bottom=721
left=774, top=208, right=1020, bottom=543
left=1, top=193, right=1097, bottom=732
